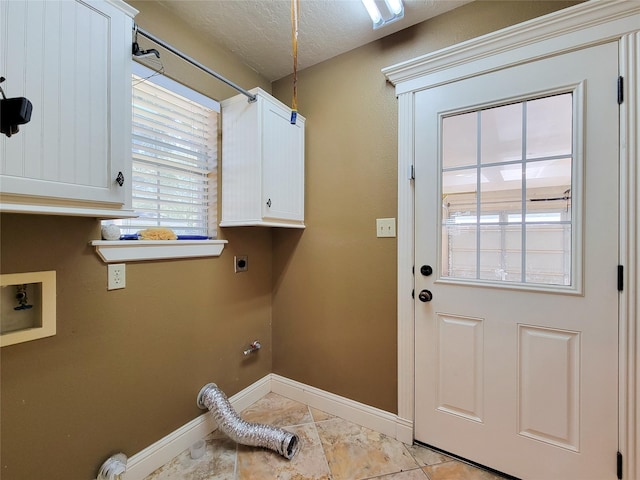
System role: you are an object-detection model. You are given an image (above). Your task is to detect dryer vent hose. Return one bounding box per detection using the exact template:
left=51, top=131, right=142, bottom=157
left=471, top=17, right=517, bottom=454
left=197, top=383, right=300, bottom=460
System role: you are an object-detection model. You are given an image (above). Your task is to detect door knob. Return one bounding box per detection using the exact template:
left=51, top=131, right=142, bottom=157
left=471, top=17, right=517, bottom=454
left=418, top=289, right=433, bottom=302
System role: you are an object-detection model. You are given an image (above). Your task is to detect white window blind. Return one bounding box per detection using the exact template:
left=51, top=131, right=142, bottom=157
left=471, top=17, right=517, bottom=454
left=117, top=63, right=219, bottom=238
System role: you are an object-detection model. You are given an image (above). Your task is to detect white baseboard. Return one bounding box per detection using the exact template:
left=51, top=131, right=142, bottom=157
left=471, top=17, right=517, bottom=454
left=121, top=374, right=413, bottom=480
left=122, top=375, right=271, bottom=480
left=269, top=374, right=412, bottom=443
left=395, top=416, right=414, bottom=445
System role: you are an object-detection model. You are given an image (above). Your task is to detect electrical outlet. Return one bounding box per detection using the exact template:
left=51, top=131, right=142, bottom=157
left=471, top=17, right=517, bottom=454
left=234, top=255, right=248, bottom=273
left=108, top=263, right=126, bottom=290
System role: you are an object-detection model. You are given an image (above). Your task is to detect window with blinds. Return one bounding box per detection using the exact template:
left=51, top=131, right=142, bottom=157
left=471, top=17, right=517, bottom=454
left=115, top=63, right=219, bottom=238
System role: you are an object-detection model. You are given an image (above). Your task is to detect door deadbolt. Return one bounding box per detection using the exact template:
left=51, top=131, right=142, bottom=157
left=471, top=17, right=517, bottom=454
left=420, top=265, right=433, bottom=276
left=418, top=289, right=433, bottom=302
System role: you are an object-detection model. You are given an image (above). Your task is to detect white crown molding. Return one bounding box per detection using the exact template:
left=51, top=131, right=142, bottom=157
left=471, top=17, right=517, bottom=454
left=104, top=0, right=138, bottom=18
left=383, top=0, right=640, bottom=94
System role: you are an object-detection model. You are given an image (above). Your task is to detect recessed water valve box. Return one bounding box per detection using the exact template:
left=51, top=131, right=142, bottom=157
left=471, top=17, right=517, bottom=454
left=1, top=271, right=56, bottom=347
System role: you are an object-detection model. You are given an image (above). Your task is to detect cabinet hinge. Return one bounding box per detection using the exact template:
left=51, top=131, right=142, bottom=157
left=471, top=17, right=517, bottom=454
left=618, top=76, right=624, bottom=105
left=618, top=265, right=624, bottom=291
left=409, top=165, right=415, bottom=180
left=617, top=451, right=623, bottom=479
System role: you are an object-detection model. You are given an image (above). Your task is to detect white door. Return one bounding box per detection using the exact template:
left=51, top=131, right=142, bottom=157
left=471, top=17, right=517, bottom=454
left=414, top=42, right=619, bottom=479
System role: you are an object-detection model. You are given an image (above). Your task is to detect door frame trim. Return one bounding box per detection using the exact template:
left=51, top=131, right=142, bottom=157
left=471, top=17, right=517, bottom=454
left=384, top=1, right=640, bottom=477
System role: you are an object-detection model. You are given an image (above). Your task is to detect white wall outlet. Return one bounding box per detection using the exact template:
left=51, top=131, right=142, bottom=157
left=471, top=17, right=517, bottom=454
left=376, top=218, right=396, bottom=238
left=108, top=263, right=126, bottom=290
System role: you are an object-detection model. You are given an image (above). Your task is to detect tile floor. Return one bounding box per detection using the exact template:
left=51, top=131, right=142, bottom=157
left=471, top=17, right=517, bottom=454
left=144, top=392, right=508, bottom=480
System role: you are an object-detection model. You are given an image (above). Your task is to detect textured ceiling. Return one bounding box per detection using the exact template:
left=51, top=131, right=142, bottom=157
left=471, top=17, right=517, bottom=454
left=155, top=0, right=473, bottom=81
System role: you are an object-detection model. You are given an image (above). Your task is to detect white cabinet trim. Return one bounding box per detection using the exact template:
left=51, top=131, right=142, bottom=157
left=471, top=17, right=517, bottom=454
left=104, top=0, right=138, bottom=17
left=0, top=202, right=137, bottom=218
left=219, top=220, right=305, bottom=228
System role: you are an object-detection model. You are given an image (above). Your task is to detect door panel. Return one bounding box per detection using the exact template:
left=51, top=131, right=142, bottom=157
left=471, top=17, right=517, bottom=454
left=436, top=314, right=484, bottom=422
left=414, top=42, right=619, bottom=479
left=517, top=324, right=580, bottom=451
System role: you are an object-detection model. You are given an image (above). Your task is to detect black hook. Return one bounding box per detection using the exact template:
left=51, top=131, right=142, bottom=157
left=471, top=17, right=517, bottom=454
left=132, top=27, right=160, bottom=59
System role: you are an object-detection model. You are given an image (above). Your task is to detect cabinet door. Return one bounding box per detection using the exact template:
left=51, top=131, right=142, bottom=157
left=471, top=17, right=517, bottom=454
left=261, top=100, right=304, bottom=221
left=0, top=0, right=131, bottom=206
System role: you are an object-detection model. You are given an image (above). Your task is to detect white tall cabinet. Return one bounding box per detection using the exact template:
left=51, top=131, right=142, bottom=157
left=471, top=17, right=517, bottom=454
left=220, top=88, right=305, bottom=228
left=0, top=0, right=137, bottom=217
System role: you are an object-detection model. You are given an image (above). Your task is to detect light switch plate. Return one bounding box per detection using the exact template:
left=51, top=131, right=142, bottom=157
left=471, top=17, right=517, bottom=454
left=376, top=218, right=396, bottom=238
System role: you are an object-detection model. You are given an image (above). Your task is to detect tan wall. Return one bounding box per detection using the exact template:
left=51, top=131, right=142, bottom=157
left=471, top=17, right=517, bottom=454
left=270, top=0, right=580, bottom=412
left=128, top=0, right=271, bottom=100
left=0, top=2, right=272, bottom=479
left=0, top=1, right=579, bottom=478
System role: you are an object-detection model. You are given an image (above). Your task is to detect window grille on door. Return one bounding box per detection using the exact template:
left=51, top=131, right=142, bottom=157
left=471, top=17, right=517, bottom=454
left=441, top=93, right=573, bottom=286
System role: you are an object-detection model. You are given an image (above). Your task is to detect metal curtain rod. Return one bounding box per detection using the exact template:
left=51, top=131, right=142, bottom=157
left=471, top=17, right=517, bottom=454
left=135, top=26, right=257, bottom=103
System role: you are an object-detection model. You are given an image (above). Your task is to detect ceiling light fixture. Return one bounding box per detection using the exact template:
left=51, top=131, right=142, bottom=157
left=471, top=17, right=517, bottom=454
left=361, top=0, right=404, bottom=29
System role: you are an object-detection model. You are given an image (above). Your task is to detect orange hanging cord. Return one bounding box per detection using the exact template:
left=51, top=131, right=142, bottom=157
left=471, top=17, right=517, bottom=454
left=290, top=0, right=299, bottom=124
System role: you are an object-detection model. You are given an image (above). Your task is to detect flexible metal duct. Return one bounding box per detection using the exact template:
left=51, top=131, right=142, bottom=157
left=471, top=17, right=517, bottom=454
left=96, top=453, right=127, bottom=480
left=197, top=383, right=300, bottom=460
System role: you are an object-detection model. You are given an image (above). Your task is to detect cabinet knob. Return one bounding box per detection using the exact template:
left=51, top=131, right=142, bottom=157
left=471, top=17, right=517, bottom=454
left=116, top=171, right=125, bottom=187
left=266, top=198, right=272, bottom=208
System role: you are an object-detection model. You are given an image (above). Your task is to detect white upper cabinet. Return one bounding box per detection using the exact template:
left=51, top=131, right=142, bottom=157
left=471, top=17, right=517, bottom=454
left=220, top=88, right=305, bottom=228
left=0, top=0, right=137, bottom=217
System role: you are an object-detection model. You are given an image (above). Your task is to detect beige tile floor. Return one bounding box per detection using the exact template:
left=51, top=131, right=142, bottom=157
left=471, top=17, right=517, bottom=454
left=144, top=393, right=508, bottom=480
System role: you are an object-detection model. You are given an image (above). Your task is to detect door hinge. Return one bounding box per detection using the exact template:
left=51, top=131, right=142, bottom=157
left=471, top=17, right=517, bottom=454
left=618, top=76, right=624, bottom=104
left=617, top=451, right=623, bottom=479
left=409, top=165, right=415, bottom=180
left=618, top=265, right=624, bottom=291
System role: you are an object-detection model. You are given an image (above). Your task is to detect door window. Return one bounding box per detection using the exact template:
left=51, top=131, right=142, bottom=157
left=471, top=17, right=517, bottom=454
left=441, top=93, right=573, bottom=286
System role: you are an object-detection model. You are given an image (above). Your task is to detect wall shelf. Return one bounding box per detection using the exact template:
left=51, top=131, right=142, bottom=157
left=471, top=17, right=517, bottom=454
left=91, top=240, right=228, bottom=263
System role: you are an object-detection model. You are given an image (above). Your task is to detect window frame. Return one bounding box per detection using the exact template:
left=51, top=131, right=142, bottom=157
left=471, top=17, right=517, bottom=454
left=94, top=62, right=226, bottom=262
left=119, top=62, right=220, bottom=238
left=438, top=90, right=578, bottom=291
